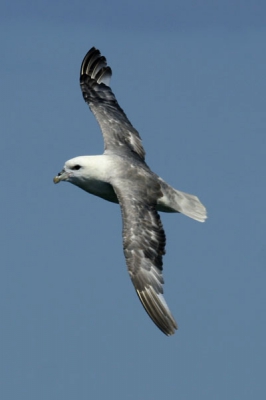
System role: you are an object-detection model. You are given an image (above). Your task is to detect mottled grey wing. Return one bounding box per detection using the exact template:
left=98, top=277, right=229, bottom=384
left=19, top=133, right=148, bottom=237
left=112, top=175, right=177, bottom=336
left=80, top=47, right=145, bottom=161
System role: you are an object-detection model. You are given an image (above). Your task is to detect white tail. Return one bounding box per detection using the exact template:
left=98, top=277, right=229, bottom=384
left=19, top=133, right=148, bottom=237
left=157, top=178, right=207, bottom=222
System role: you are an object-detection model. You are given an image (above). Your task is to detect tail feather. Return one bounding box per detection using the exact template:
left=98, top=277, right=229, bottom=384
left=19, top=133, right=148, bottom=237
left=157, top=179, right=207, bottom=222
left=171, top=189, right=207, bottom=222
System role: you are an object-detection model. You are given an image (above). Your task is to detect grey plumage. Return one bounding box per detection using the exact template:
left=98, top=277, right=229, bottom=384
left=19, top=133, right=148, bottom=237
left=80, top=47, right=145, bottom=161
left=54, top=47, right=207, bottom=336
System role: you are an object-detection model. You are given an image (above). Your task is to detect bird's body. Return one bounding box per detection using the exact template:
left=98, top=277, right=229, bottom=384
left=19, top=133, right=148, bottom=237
left=54, top=47, right=207, bottom=336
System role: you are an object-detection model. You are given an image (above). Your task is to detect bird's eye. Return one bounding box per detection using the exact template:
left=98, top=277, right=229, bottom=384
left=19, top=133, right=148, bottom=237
left=72, top=165, right=81, bottom=170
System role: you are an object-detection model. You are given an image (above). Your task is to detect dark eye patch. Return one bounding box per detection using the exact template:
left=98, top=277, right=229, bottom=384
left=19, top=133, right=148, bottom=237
left=72, top=165, right=81, bottom=170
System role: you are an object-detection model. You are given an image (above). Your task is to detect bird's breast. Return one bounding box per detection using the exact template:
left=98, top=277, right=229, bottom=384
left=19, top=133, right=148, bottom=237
left=77, top=178, right=119, bottom=204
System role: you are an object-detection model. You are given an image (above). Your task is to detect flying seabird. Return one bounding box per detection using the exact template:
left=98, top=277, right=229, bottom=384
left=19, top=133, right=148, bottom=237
left=54, top=47, right=207, bottom=336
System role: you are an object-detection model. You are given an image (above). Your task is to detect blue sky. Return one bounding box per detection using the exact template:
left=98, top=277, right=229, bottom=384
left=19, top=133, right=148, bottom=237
left=1, top=1, right=266, bottom=399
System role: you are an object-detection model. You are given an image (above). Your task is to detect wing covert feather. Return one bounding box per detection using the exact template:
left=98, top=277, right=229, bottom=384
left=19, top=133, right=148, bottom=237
left=80, top=47, right=146, bottom=161
left=112, top=176, right=177, bottom=336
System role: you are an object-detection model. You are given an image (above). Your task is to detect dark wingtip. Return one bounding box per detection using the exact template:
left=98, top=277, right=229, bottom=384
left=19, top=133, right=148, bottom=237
left=80, top=47, right=98, bottom=76
left=80, top=47, right=112, bottom=86
left=136, top=288, right=178, bottom=336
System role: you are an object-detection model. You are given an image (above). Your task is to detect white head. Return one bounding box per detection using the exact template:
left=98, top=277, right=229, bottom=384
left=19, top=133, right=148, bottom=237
left=53, top=156, right=90, bottom=185
left=53, top=154, right=111, bottom=187
left=53, top=154, right=116, bottom=202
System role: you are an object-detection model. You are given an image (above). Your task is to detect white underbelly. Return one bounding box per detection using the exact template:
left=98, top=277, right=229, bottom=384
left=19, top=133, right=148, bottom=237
left=80, top=179, right=119, bottom=204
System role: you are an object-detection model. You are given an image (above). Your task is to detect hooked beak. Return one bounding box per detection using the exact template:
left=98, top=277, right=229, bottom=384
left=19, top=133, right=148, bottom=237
left=53, top=169, right=69, bottom=184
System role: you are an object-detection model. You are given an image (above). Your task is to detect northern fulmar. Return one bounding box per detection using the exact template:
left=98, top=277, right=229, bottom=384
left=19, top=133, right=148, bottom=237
left=54, top=47, right=207, bottom=336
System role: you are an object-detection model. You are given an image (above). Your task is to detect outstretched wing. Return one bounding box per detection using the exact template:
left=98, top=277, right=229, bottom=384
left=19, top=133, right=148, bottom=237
left=112, top=174, right=177, bottom=336
left=80, top=47, right=146, bottom=161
